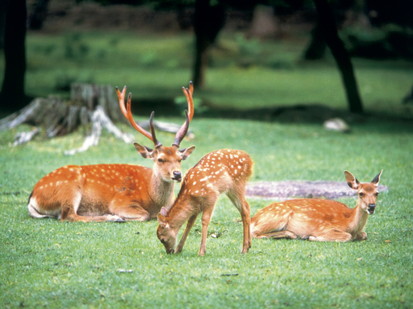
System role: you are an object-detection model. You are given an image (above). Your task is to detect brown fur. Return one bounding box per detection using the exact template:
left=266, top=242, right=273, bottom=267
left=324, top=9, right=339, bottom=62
left=28, top=146, right=194, bottom=222
left=251, top=170, right=382, bottom=242
left=157, top=149, right=253, bottom=255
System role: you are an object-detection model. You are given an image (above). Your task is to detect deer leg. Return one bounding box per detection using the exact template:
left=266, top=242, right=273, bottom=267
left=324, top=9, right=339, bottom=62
left=61, top=193, right=123, bottom=222
left=251, top=209, right=291, bottom=239
left=227, top=189, right=251, bottom=253
left=64, top=213, right=124, bottom=222
left=255, top=230, right=298, bottom=239
left=309, top=229, right=352, bottom=242
left=29, top=187, right=121, bottom=222
left=109, top=199, right=151, bottom=221
left=241, top=201, right=251, bottom=253
left=175, top=214, right=198, bottom=254
left=354, top=231, right=367, bottom=241
left=199, top=205, right=214, bottom=256
left=111, top=206, right=151, bottom=221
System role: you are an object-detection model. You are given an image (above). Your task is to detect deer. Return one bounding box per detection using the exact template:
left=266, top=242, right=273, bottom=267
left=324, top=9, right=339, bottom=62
left=156, top=149, right=253, bottom=256
left=27, top=82, right=196, bottom=222
left=250, top=170, right=383, bottom=242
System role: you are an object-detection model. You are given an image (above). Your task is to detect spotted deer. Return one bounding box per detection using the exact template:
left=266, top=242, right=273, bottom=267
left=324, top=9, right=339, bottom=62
left=27, top=83, right=196, bottom=222
left=251, top=170, right=383, bottom=242
left=156, top=149, right=253, bottom=256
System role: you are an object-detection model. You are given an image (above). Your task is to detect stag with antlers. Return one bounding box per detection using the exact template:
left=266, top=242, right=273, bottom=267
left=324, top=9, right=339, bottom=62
left=27, top=83, right=195, bottom=222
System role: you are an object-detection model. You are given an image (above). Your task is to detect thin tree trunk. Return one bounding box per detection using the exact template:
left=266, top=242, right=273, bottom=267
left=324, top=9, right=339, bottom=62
left=313, top=0, right=364, bottom=113
left=28, top=0, right=50, bottom=30
left=192, top=0, right=226, bottom=89
left=0, top=0, right=27, bottom=111
left=303, top=22, right=327, bottom=60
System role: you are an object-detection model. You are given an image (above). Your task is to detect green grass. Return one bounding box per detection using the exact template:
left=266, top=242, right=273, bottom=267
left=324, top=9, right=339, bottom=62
left=1, top=116, right=412, bottom=308
left=1, top=30, right=413, bottom=308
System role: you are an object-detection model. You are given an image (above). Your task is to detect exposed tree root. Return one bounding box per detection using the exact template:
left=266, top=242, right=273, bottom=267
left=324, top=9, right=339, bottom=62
left=0, top=84, right=194, bottom=155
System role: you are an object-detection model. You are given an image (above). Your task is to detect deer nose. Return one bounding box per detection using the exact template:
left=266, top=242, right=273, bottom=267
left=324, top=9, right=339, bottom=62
left=368, top=204, right=376, bottom=214
left=172, top=171, right=182, bottom=182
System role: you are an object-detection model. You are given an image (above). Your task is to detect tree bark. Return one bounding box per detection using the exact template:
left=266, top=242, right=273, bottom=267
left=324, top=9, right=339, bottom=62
left=0, top=84, right=194, bottom=154
left=313, top=0, right=364, bottom=114
left=303, top=22, right=327, bottom=60
left=0, top=0, right=27, bottom=111
left=28, top=0, right=50, bottom=30
left=192, top=0, right=226, bottom=89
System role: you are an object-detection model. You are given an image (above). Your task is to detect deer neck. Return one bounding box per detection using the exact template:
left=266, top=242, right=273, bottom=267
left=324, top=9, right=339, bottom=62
left=348, top=199, right=369, bottom=235
left=149, top=170, right=175, bottom=208
left=166, top=196, right=194, bottom=232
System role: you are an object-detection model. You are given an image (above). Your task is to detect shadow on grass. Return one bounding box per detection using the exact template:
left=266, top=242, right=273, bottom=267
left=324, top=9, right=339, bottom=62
left=135, top=98, right=413, bottom=134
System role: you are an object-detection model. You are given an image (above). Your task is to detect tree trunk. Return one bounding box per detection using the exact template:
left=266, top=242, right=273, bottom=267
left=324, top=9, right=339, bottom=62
left=0, top=84, right=194, bottom=155
left=192, top=0, right=226, bottom=89
left=0, top=1, right=6, bottom=49
left=28, top=0, right=50, bottom=30
left=0, top=0, right=27, bottom=111
left=303, top=22, right=327, bottom=60
left=313, top=0, right=364, bottom=114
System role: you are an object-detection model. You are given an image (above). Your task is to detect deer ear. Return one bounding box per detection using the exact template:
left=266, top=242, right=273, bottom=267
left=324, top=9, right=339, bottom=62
left=179, top=145, right=195, bottom=160
left=344, top=171, right=360, bottom=190
left=160, top=206, right=169, bottom=217
left=371, top=170, right=383, bottom=186
left=157, top=213, right=169, bottom=228
left=134, top=143, right=154, bottom=159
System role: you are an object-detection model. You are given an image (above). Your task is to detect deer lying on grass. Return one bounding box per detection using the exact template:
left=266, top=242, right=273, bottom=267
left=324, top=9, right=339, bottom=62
left=27, top=83, right=196, bottom=222
left=251, top=170, right=382, bottom=242
left=157, top=149, right=253, bottom=255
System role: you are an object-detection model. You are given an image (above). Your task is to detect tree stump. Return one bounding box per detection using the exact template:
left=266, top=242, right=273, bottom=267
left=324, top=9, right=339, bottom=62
left=0, top=83, right=193, bottom=155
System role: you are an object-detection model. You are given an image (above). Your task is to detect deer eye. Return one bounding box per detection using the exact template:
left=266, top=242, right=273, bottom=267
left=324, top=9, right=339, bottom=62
left=374, top=192, right=379, bottom=197
left=359, top=192, right=365, bottom=197
left=158, top=158, right=165, bottom=163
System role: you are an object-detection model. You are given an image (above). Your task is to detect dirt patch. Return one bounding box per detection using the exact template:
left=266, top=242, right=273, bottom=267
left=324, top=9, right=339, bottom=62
left=246, top=181, right=388, bottom=200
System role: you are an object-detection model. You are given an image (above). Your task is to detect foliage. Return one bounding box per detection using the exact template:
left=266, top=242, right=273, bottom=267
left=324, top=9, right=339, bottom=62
left=340, top=24, right=413, bottom=60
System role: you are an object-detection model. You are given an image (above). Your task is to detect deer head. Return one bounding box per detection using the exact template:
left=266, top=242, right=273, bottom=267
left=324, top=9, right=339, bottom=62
left=345, top=170, right=383, bottom=214
left=116, top=83, right=196, bottom=182
left=156, top=207, right=176, bottom=253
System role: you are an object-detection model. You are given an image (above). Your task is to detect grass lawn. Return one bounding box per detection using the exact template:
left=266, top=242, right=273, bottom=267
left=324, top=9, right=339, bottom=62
left=0, top=31, right=412, bottom=308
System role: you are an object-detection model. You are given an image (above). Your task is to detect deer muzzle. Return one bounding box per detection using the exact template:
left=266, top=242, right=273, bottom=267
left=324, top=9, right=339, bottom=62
left=172, top=171, right=182, bottom=182
left=368, top=204, right=376, bottom=214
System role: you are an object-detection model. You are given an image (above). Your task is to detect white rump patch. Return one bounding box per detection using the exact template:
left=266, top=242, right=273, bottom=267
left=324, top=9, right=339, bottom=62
left=27, top=197, right=59, bottom=219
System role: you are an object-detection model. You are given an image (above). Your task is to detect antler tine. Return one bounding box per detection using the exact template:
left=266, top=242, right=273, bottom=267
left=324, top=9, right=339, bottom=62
left=149, top=111, right=162, bottom=148
left=115, top=86, right=129, bottom=119
left=115, top=86, right=155, bottom=144
left=172, top=82, right=195, bottom=147
left=173, top=110, right=190, bottom=148
left=182, top=81, right=195, bottom=122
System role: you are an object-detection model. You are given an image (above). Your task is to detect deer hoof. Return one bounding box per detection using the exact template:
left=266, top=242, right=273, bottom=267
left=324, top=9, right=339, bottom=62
left=107, top=215, right=125, bottom=223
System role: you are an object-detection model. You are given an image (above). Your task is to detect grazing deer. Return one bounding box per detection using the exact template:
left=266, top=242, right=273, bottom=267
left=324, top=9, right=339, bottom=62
left=156, top=149, right=253, bottom=256
left=27, top=83, right=196, bottom=222
left=251, top=170, right=383, bottom=242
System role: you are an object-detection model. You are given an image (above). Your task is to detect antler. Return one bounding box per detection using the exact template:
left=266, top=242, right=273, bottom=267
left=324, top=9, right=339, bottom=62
left=173, top=81, right=195, bottom=147
left=116, top=86, right=161, bottom=147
